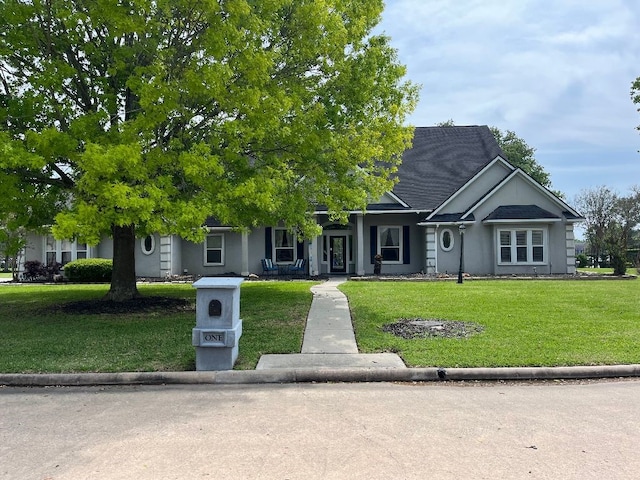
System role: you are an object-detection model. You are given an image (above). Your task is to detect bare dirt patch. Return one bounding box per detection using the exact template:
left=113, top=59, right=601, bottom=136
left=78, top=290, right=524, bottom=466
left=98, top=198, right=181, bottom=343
left=382, top=318, right=484, bottom=339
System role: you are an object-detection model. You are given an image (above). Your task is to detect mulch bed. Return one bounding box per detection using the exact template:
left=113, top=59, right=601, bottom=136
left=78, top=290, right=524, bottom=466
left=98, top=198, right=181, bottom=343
left=382, top=318, right=485, bottom=339
left=53, top=296, right=194, bottom=315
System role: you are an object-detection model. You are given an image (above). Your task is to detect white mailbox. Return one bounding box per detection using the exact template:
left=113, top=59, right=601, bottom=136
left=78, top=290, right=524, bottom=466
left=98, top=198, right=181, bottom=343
left=192, top=277, right=244, bottom=370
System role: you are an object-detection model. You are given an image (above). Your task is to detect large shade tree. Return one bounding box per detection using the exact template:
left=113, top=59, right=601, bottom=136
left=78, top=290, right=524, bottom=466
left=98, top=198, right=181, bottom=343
left=0, top=0, right=418, bottom=300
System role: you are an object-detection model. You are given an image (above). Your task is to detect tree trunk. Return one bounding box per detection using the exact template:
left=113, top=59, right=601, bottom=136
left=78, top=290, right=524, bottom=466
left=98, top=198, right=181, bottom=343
left=105, top=224, right=139, bottom=301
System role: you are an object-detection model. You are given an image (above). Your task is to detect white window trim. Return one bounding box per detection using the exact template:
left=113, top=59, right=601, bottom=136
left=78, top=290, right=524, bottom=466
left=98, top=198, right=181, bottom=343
left=497, top=228, right=547, bottom=265
left=44, top=236, right=89, bottom=266
left=140, top=235, right=155, bottom=256
left=378, top=225, right=403, bottom=264
left=440, top=228, right=454, bottom=252
left=273, top=228, right=296, bottom=264
left=204, top=233, right=225, bottom=266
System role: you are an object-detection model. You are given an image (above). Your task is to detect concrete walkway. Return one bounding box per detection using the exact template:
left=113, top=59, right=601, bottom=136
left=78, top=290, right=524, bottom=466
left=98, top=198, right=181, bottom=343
left=257, top=278, right=405, bottom=370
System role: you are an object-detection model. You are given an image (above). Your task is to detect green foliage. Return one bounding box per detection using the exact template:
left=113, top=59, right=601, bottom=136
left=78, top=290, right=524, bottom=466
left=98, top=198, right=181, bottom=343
left=489, top=126, right=552, bottom=188
left=0, top=0, right=417, bottom=299
left=0, top=0, right=417, bottom=244
left=576, top=186, right=640, bottom=274
left=576, top=253, right=589, bottom=268
left=63, top=258, right=113, bottom=283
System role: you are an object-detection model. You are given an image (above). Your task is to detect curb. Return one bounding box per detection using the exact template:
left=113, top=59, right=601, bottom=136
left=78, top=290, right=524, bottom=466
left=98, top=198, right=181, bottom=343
left=2, top=365, right=640, bottom=387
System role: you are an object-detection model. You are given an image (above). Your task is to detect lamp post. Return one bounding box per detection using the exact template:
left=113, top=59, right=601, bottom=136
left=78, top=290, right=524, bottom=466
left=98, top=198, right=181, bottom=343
left=457, top=224, right=466, bottom=284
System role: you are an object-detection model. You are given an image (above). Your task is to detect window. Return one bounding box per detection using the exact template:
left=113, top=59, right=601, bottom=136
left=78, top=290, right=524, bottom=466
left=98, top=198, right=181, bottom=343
left=379, top=226, right=402, bottom=262
left=274, top=228, right=294, bottom=263
left=44, top=236, right=90, bottom=266
left=76, top=242, right=87, bottom=260
left=204, top=234, right=224, bottom=266
left=440, top=229, right=454, bottom=252
left=498, top=229, right=546, bottom=264
left=141, top=235, right=155, bottom=255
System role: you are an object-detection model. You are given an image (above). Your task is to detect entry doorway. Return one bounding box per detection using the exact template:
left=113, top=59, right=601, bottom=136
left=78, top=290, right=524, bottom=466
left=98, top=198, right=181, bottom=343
left=329, top=236, right=347, bottom=273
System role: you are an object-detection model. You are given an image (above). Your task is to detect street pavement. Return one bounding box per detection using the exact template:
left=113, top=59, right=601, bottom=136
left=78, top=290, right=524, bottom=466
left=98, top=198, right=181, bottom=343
left=2, top=380, right=640, bottom=479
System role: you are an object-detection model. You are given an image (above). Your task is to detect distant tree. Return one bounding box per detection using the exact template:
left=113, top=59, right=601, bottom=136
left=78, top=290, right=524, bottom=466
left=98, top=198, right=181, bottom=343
left=435, top=121, right=553, bottom=189
left=0, top=0, right=418, bottom=301
left=0, top=223, right=26, bottom=279
left=632, top=76, right=640, bottom=134
left=575, top=186, right=640, bottom=275
left=489, top=127, right=552, bottom=189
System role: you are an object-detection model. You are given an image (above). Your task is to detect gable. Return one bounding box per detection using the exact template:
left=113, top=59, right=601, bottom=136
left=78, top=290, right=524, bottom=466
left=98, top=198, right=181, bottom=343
left=463, top=169, right=582, bottom=222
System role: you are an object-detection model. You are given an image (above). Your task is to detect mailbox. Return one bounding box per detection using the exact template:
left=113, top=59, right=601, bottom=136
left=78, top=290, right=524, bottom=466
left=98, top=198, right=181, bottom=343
left=192, top=277, right=244, bottom=370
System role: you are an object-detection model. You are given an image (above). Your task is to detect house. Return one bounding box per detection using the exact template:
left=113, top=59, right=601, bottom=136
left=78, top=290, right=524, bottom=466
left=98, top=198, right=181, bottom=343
left=21, top=126, right=583, bottom=278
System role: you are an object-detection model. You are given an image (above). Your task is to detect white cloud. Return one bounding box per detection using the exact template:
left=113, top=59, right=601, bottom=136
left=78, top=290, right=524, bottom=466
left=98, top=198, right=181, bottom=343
left=378, top=0, right=640, bottom=195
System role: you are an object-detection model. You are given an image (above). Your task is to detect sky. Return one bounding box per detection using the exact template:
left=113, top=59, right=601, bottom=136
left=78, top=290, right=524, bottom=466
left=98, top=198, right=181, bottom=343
left=377, top=0, right=640, bottom=205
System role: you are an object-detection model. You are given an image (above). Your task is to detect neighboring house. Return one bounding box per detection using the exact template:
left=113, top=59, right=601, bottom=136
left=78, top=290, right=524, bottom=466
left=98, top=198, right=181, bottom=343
left=21, top=126, right=583, bottom=278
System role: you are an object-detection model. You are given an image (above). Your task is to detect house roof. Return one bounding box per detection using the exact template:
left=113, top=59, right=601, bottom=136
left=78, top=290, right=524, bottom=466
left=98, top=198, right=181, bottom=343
left=421, top=212, right=476, bottom=224
left=391, top=126, right=505, bottom=211
left=482, top=205, right=560, bottom=222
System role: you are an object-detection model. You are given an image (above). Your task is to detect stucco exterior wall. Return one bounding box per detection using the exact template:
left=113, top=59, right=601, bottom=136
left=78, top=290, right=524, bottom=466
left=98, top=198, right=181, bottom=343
left=441, top=160, right=512, bottom=213
left=180, top=230, right=245, bottom=276
left=24, top=234, right=44, bottom=264
left=362, top=213, right=425, bottom=275
left=136, top=234, right=161, bottom=277
left=467, top=175, right=572, bottom=275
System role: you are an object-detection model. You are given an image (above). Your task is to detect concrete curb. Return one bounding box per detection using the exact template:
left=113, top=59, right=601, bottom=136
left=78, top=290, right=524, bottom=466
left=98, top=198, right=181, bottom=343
left=2, top=364, right=640, bottom=387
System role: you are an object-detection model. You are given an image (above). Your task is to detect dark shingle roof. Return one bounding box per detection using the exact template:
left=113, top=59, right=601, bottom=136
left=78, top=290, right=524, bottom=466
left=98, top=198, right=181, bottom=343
left=392, top=126, right=505, bottom=210
left=483, top=205, right=560, bottom=221
left=421, top=213, right=475, bottom=223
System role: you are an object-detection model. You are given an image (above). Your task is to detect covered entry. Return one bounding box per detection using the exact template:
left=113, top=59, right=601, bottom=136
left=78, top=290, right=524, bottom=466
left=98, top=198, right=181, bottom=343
left=322, top=224, right=353, bottom=274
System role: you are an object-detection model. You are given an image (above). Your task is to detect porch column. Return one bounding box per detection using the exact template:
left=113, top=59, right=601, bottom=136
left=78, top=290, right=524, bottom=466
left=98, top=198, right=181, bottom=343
left=160, top=235, right=172, bottom=277
left=356, top=213, right=365, bottom=276
left=565, top=224, right=576, bottom=274
left=241, top=231, right=249, bottom=276
left=425, top=226, right=437, bottom=275
left=310, top=235, right=319, bottom=276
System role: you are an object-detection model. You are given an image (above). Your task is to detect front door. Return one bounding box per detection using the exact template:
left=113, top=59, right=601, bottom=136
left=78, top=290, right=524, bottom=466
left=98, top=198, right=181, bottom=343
left=330, top=236, right=346, bottom=273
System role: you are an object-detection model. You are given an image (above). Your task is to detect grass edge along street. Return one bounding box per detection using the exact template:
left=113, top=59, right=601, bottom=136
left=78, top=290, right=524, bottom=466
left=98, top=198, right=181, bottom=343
left=0, top=277, right=638, bottom=373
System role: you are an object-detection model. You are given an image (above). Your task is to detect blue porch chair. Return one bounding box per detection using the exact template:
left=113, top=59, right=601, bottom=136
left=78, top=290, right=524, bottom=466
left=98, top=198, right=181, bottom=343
left=288, top=258, right=306, bottom=276
left=261, top=258, right=279, bottom=276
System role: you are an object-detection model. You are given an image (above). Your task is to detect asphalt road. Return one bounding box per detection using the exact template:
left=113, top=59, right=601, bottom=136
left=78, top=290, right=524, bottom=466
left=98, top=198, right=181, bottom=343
left=2, top=380, right=639, bottom=479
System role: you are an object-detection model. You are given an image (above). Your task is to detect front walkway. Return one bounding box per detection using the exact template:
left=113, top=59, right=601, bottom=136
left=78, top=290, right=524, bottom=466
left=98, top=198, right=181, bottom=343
left=256, top=278, right=405, bottom=369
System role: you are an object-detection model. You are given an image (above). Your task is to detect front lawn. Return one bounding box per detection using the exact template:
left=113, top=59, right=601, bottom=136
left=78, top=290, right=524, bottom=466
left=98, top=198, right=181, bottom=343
left=0, top=282, right=314, bottom=373
left=340, top=279, right=640, bottom=368
left=3, top=278, right=639, bottom=373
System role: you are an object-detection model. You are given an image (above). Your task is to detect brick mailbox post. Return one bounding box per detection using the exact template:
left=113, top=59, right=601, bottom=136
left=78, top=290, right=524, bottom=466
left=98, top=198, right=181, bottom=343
left=192, top=277, right=244, bottom=370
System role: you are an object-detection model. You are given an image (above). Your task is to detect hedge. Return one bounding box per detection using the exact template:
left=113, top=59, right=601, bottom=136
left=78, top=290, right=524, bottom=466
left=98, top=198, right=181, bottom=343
left=63, top=258, right=113, bottom=283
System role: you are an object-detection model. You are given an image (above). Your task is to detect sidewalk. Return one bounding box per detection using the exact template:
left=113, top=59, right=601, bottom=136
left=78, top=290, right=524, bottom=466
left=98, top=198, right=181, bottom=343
left=256, top=278, right=405, bottom=369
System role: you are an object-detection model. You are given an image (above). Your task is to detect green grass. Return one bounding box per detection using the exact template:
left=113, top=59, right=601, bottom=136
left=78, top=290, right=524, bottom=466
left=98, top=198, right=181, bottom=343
left=4, top=279, right=640, bottom=373
left=0, top=282, right=314, bottom=373
left=340, top=279, right=640, bottom=368
left=0, top=272, right=12, bottom=279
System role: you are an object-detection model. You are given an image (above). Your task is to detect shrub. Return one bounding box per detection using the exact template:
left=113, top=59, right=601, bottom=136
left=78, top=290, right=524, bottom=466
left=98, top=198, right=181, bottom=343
left=23, top=260, right=47, bottom=281
left=576, top=253, right=589, bottom=268
left=64, top=258, right=113, bottom=283
left=22, top=260, right=61, bottom=282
